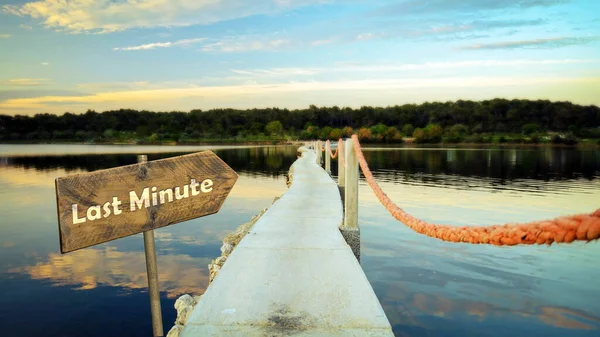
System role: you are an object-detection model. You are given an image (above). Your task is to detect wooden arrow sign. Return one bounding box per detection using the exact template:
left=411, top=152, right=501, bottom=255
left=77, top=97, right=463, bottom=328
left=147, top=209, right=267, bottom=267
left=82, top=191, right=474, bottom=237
left=55, top=151, right=238, bottom=253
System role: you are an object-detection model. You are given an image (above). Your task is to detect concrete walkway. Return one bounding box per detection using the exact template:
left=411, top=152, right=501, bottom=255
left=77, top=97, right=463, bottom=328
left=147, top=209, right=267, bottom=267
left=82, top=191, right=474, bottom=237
left=181, top=148, right=393, bottom=336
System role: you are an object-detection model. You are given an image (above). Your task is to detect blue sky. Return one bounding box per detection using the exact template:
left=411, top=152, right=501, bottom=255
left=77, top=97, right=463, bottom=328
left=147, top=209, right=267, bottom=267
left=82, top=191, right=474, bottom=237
left=0, top=0, right=599, bottom=115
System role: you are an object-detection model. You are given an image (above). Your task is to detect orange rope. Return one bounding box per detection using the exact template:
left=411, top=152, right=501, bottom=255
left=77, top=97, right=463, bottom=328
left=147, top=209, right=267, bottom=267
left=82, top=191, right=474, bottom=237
left=329, top=140, right=339, bottom=159
left=350, top=135, right=600, bottom=245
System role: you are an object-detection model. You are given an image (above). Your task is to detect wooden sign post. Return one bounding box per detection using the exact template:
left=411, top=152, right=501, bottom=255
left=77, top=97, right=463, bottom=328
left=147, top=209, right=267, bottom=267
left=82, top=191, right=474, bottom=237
left=137, top=154, right=163, bottom=337
left=55, top=151, right=238, bottom=336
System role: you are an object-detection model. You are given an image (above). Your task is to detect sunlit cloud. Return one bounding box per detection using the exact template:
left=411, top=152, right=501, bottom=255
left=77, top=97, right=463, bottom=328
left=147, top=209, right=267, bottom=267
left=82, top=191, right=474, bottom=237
left=0, top=34, right=11, bottom=38
left=20, top=24, right=33, bottom=30
left=113, top=38, right=207, bottom=51
left=2, top=78, right=49, bottom=86
left=40, top=62, right=49, bottom=66
left=76, top=81, right=157, bottom=92
left=2, top=0, right=327, bottom=34
left=1, top=76, right=598, bottom=115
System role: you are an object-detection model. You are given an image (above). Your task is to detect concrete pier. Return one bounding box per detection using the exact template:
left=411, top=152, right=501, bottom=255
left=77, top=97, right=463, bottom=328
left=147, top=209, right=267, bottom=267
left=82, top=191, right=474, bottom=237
left=180, top=147, right=393, bottom=336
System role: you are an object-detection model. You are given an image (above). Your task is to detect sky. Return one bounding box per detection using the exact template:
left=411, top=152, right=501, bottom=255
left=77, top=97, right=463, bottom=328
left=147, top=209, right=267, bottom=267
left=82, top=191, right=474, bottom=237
left=0, top=0, right=599, bottom=116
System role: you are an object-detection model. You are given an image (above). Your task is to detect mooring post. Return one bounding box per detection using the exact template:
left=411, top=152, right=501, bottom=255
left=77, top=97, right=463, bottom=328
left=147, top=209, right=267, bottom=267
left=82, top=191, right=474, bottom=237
left=338, top=139, right=345, bottom=188
left=138, top=155, right=164, bottom=337
left=325, top=140, right=331, bottom=174
left=319, top=140, right=323, bottom=165
left=342, top=139, right=360, bottom=260
left=316, top=140, right=321, bottom=165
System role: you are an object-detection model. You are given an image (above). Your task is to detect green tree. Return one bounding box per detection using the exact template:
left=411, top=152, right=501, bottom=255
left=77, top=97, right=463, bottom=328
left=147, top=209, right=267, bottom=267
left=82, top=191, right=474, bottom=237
left=329, top=128, right=343, bottom=140
left=103, top=129, right=114, bottom=139
left=522, top=123, right=540, bottom=135
left=320, top=126, right=333, bottom=140
left=342, top=126, right=353, bottom=137
left=425, top=124, right=443, bottom=143
left=449, top=124, right=468, bottom=136
left=2, top=100, right=599, bottom=144
left=306, top=125, right=320, bottom=139
left=136, top=125, right=150, bottom=138
left=265, top=120, right=283, bottom=136
left=413, top=128, right=426, bottom=143
left=357, top=128, right=373, bottom=141
left=370, top=123, right=388, bottom=136
left=382, top=126, right=401, bottom=143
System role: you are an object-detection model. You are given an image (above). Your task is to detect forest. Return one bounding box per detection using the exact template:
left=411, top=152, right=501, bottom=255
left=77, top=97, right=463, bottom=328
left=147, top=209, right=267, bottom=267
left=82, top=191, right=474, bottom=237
left=1, top=99, right=599, bottom=145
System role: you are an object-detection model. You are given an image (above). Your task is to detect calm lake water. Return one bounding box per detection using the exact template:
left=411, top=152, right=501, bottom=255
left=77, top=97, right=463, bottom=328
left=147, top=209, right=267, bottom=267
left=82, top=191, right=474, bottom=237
left=0, top=144, right=599, bottom=337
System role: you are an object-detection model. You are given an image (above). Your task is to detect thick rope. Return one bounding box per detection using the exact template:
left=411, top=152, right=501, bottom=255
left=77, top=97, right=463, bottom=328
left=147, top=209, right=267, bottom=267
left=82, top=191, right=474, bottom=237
left=350, top=135, right=600, bottom=245
left=329, top=140, right=339, bottom=159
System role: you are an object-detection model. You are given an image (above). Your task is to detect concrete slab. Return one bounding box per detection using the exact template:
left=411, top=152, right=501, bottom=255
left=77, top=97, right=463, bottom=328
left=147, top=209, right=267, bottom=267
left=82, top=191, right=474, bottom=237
left=181, top=149, right=393, bottom=337
left=241, top=216, right=348, bottom=249
left=182, top=325, right=394, bottom=337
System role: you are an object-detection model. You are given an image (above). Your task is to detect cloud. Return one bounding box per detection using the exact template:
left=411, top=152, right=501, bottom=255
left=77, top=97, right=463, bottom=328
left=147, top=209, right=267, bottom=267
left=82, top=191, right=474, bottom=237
left=40, top=62, right=49, bottom=66
left=299, top=18, right=546, bottom=48
left=3, top=0, right=328, bottom=34
left=410, top=19, right=544, bottom=37
left=201, top=38, right=290, bottom=53
left=373, top=0, right=569, bottom=16
left=0, top=166, right=86, bottom=189
left=1, top=75, right=598, bottom=115
left=20, top=24, right=33, bottom=30
left=2, top=78, right=49, bottom=86
left=230, top=59, right=600, bottom=78
left=399, top=291, right=600, bottom=331
left=0, top=89, right=86, bottom=101
left=460, top=36, right=600, bottom=50
left=8, top=246, right=211, bottom=298
left=113, top=37, right=206, bottom=51
left=1, top=75, right=597, bottom=109
left=311, top=39, right=335, bottom=46
left=231, top=68, right=319, bottom=76
left=75, top=81, right=211, bottom=93
left=0, top=34, right=11, bottom=38
left=2, top=241, right=15, bottom=248
left=356, top=32, right=381, bottom=41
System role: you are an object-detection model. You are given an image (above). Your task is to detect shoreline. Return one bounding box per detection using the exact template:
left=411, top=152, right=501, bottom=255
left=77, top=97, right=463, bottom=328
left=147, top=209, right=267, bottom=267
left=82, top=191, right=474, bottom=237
left=1, top=140, right=598, bottom=148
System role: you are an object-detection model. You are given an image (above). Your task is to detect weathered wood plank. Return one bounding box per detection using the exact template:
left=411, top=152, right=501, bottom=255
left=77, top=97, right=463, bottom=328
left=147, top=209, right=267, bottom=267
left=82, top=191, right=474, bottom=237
left=55, top=151, right=238, bottom=253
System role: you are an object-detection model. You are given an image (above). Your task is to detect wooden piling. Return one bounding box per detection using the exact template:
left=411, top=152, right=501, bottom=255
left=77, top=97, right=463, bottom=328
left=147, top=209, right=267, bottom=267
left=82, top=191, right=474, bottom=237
left=325, top=140, right=331, bottom=174
left=341, top=138, right=360, bottom=260
left=344, top=139, right=358, bottom=229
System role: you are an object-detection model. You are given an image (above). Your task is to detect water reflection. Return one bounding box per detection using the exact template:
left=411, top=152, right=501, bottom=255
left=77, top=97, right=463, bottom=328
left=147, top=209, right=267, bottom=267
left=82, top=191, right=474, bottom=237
left=383, top=291, right=600, bottom=333
left=1, top=146, right=298, bottom=178
left=362, top=147, right=599, bottom=182
left=0, top=144, right=598, bottom=337
left=8, top=247, right=210, bottom=298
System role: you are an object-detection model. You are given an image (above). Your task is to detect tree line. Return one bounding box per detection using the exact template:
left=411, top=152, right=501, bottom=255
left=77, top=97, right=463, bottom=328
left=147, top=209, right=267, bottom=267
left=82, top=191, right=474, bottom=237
left=1, top=98, right=599, bottom=144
